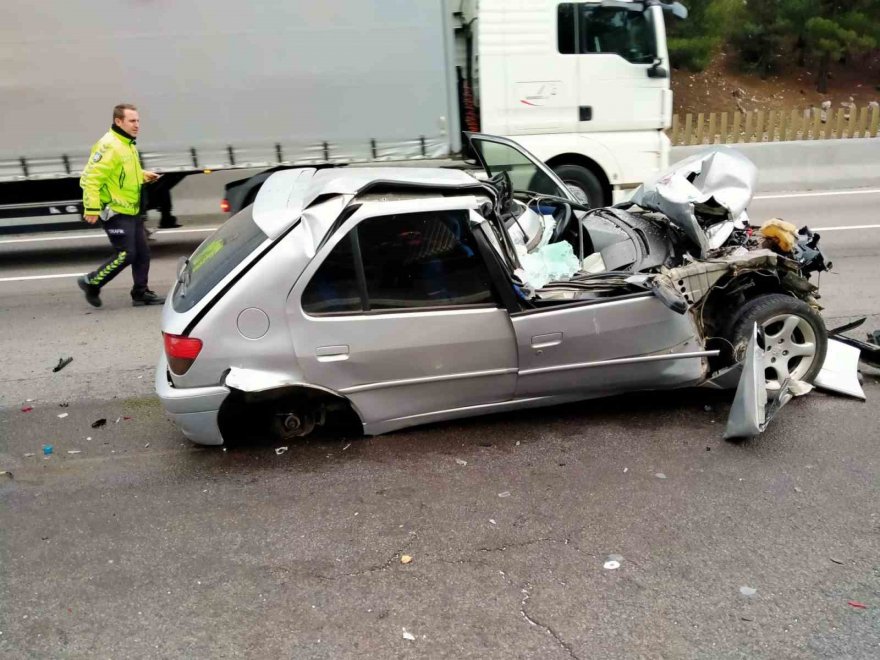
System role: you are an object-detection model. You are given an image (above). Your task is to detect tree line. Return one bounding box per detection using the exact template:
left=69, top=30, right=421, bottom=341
left=668, top=0, right=880, bottom=92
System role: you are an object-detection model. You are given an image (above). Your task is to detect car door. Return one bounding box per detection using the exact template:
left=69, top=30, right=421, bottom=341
left=511, top=295, right=707, bottom=399
left=288, top=197, right=518, bottom=427
left=467, top=133, right=709, bottom=398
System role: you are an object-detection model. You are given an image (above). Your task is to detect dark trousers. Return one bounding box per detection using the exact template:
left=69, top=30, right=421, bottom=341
left=86, top=214, right=150, bottom=297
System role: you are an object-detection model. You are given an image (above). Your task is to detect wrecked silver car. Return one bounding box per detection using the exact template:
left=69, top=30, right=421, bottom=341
left=157, top=134, right=839, bottom=446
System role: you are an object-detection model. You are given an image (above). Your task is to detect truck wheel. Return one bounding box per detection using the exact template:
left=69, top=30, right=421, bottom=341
left=552, top=164, right=605, bottom=208
left=728, top=294, right=827, bottom=390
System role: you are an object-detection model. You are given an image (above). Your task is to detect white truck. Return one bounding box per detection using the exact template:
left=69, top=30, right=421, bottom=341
left=0, top=0, right=685, bottom=232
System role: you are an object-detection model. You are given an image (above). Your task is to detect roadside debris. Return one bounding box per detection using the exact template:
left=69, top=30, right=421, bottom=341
left=400, top=555, right=413, bottom=565
left=498, top=491, right=511, bottom=498
left=91, top=418, right=107, bottom=428
left=830, top=557, right=844, bottom=565
left=57, top=413, right=68, bottom=419
left=489, top=519, right=497, bottom=525
left=275, top=446, right=288, bottom=455
left=42, top=444, right=53, bottom=457
left=604, top=555, right=623, bottom=570
left=740, top=586, right=758, bottom=597
left=342, top=443, right=351, bottom=451
left=847, top=601, right=867, bottom=609
left=827, top=317, right=880, bottom=370
left=67, top=450, right=81, bottom=455
left=51, top=357, right=73, bottom=373
left=455, top=458, right=468, bottom=466
left=402, top=629, right=416, bottom=641
left=655, top=473, right=667, bottom=479
left=21, top=406, right=33, bottom=413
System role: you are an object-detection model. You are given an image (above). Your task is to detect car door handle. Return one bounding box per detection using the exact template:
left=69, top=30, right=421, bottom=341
left=531, top=333, right=563, bottom=349
left=316, top=345, right=350, bottom=362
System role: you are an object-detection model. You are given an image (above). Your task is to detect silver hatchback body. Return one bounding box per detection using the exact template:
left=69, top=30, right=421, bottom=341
left=157, top=135, right=831, bottom=446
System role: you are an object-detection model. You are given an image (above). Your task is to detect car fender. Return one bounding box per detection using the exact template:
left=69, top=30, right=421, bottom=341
left=226, top=366, right=341, bottom=397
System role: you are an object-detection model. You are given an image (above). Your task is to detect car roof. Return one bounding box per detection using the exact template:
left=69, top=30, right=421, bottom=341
left=253, top=167, right=482, bottom=239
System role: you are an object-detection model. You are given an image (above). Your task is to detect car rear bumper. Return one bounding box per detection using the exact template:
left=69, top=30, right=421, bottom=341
left=155, top=355, right=229, bottom=445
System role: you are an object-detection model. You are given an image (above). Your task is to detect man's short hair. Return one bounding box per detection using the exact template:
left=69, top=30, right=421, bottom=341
left=113, top=103, right=138, bottom=120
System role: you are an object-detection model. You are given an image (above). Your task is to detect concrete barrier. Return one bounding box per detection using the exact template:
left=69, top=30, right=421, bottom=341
left=671, top=138, right=880, bottom=193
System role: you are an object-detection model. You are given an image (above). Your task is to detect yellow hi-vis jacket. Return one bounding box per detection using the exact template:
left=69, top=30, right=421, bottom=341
left=80, top=126, right=143, bottom=216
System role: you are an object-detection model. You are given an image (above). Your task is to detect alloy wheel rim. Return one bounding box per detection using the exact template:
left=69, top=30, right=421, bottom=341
left=760, top=313, right=817, bottom=389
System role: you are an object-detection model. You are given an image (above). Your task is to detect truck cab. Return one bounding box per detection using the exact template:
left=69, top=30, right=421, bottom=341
left=458, top=0, right=680, bottom=205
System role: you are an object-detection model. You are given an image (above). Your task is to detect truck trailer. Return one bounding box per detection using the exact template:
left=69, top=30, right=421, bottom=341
left=0, top=0, right=685, bottom=232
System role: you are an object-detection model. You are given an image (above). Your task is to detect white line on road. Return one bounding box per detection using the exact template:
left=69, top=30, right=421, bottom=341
left=0, top=227, right=217, bottom=245
left=813, top=224, right=880, bottom=231
left=754, top=189, right=880, bottom=200
left=0, top=272, right=85, bottom=283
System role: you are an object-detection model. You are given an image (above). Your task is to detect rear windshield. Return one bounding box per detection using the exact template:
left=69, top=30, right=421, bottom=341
left=172, top=211, right=268, bottom=313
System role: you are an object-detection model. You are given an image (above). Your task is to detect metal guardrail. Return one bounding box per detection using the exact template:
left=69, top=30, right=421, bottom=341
left=669, top=105, right=880, bottom=146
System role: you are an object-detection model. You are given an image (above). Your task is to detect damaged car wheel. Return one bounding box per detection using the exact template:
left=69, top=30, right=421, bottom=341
left=729, top=294, right=827, bottom=390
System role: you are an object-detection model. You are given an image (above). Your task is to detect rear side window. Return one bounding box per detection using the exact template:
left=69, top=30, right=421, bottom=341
left=172, top=211, right=268, bottom=313
left=302, top=210, right=496, bottom=314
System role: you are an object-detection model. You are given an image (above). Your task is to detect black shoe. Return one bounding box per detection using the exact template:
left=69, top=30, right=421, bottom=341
left=132, top=289, right=166, bottom=306
left=158, top=217, right=182, bottom=229
left=78, top=276, right=102, bottom=308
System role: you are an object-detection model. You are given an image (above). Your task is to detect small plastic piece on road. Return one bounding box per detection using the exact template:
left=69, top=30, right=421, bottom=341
left=740, top=586, right=757, bottom=597
left=91, top=418, right=107, bottom=428
left=400, top=555, right=413, bottom=565
left=52, top=357, right=73, bottom=373
left=455, top=458, right=467, bottom=466
left=402, top=629, right=415, bottom=641
left=655, top=473, right=667, bottom=479
left=42, top=444, right=53, bottom=456
left=21, top=406, right=33, bottom=413
left=275, top=446, right=288, bottom=455
left=67, top=450, right=81, bottom=455
left=847, top=600, right=867, bottom=609
left=604, top=560, right=621, bottom=570
left=498, top=491, right=511, bottom=498
left=830, top=557, right=844, bottom=565
left=57, top=413, right=68, bottom=419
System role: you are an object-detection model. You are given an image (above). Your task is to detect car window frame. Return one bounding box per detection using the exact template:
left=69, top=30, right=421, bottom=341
left=556, top=1, right=657, bottom=65
left=300, top=199, right=506, bottom=318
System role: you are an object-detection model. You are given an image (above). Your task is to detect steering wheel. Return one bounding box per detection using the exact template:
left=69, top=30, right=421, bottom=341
left=550, top=201, right=573, bottom=243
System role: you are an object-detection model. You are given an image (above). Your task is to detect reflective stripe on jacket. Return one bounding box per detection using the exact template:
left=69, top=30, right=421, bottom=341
left=80, top=127, right=143, bottom=216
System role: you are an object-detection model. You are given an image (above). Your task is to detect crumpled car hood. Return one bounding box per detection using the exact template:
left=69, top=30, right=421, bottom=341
left=628, top=148, right=758, bottom=257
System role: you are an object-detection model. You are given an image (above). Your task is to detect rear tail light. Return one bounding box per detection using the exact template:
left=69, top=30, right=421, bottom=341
left=220, top=198, right=231, bottom=213
left=163, top=332, right=203, bottom=375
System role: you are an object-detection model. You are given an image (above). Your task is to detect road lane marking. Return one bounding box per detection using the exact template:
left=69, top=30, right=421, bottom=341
left=0, top=227, right=217, bottom=245
left=755, top=189, right=880, bottom=200
left=0, top=272, right=86, bottom=282
left=813, top=224, right=880, bottom=231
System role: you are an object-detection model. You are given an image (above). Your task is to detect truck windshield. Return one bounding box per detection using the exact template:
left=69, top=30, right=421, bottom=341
left=557, top=3, right=656, bottom=63
left=172, top=210, right=268, bottom=313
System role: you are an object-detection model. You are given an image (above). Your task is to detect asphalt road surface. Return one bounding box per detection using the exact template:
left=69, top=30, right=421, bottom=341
left=1, top=187, right=878, bottom=658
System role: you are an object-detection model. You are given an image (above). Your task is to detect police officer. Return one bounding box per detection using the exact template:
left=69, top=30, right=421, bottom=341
left=78, top=103, right=165, bottom=307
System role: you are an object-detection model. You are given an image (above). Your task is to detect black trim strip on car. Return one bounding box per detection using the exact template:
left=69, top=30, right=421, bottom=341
left=350, top=228, right=370, bottom=311
left=315, top=202, right=362, bottom=254
left=305, top=303, right=502, bottom=319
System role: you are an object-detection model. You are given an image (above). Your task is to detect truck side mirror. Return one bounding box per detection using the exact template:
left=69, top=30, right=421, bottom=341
left=648, top=60, right=668, bottom=79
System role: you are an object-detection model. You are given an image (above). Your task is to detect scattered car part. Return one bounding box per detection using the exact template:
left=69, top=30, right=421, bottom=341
left=814, top=340, right=867, bottom=400
left=724, top=325, right=795, bottom=440
left=827, top=317, right=880, bottom=369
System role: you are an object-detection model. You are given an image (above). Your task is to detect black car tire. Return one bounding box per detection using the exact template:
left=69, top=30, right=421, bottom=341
left=552, top=164, right=605, bottom=208
left=728, top=293, right=828, bottom=387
